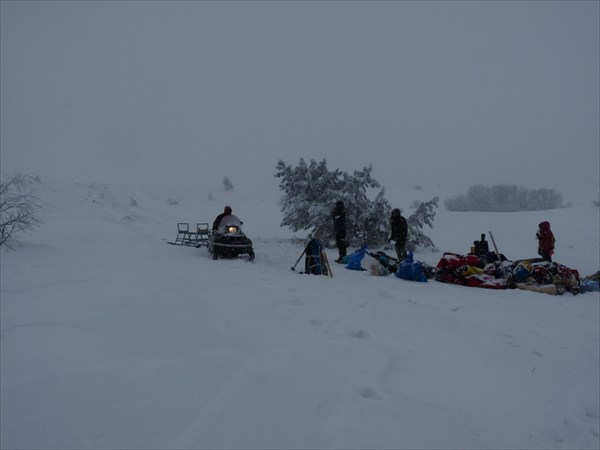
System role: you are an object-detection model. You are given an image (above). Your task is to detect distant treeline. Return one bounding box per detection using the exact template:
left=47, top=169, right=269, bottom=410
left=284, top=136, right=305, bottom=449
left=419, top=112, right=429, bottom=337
left=445, top=185, right=563, bottom=212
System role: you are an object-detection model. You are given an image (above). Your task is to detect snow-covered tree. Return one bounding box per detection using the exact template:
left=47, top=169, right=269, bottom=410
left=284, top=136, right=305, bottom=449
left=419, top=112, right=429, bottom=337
left=407, top=197, right=439, bottom=251
left=335, top=167, right=391, bottom=247
left=275, top=159, right=440, bottom=250
left=0, top=172, right=42, bottom=248
left=357, top=187, right=391, bottom=247
left=526, top=187, right=563, bottom=211
left=275, top=158, right=343, bottom=237
left=223, top=176, right=234, bottom=191
left=275, top=159, right=392, bottom=247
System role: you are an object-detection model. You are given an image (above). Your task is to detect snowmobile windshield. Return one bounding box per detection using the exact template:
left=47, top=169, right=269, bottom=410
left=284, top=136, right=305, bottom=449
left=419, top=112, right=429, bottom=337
left=216, top=215, right=242, bottom=234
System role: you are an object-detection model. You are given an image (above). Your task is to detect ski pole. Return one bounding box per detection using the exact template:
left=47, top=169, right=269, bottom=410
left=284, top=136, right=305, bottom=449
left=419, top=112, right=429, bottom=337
left=291, top=248, right=307, bottom=271
left=489, top=231, right=508, bottom=279
left=321, top=250, right=333, bottom=278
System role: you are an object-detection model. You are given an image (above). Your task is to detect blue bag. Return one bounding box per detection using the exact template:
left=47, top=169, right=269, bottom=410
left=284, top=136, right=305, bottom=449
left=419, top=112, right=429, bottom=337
left=345, top=246, right=367, bottom=271
left=395, top=252, right=427, bottom=282
left=581, top=279, right=600, bottom=293
left=512, top=265, right=530, bottom=282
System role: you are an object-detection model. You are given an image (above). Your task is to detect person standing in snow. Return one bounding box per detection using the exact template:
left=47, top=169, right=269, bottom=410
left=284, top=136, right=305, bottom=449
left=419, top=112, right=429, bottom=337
left=213, top=205, right=232, bottom=231
left=536, top=221, right=555, bottom=262
left=390, top=208, right=408, bottom=260
left=332, top=200, right=347, bottom=263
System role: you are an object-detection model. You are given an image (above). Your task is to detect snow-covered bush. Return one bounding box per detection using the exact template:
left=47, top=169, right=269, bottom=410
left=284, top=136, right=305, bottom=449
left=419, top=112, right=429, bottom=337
left=445, top=184, right=563, bottom=212
left=275, top=159, right=438, bottom=250
left=223, top=176, right=234, bottom=191
left=0, top=172, right=42, bottom=248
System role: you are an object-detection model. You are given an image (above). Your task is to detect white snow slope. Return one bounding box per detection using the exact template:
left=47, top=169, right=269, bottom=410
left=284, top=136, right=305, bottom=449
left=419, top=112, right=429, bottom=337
left=1, top=181, right=599, bottom=450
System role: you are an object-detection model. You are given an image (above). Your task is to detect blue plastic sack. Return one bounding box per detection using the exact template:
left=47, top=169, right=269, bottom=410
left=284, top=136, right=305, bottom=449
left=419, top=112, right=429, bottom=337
left=345, top=246, right=367, bottom=271
left=395, top=252, right=427, bottom=282
left=581, top=279, right=600, bottom=293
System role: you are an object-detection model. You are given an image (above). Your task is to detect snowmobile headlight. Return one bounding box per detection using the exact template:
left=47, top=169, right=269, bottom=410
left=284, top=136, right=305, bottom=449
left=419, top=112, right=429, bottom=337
left=227, top=226, right=237, bottom=233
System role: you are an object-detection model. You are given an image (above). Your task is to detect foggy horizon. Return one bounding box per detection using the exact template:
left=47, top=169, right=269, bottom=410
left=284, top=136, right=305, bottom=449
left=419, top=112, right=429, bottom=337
left=1, top=1, right=599, bottom=192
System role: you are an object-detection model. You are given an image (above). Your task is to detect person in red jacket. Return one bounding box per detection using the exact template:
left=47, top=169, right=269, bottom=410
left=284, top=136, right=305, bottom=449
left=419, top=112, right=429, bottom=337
left=536, top=221, right=555, bottom=262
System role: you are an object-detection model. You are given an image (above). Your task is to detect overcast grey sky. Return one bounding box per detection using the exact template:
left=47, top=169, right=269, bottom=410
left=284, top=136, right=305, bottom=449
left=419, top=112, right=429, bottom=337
left=1, top=1, right=598, bottom=192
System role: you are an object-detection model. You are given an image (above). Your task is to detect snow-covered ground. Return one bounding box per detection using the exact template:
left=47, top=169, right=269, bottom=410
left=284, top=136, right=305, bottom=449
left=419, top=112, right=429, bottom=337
left=1, top=181, right=599, bottom=449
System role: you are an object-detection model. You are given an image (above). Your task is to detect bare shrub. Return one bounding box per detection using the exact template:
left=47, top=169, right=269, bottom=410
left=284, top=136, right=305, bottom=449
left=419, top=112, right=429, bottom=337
left=0, top=172, right=42, bottom=247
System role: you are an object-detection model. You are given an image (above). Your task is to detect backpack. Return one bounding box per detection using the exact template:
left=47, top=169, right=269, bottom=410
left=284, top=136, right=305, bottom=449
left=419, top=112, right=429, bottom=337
left=472, top=234, right=490, bottom=257
left=304, top=238, right=325, bottom=275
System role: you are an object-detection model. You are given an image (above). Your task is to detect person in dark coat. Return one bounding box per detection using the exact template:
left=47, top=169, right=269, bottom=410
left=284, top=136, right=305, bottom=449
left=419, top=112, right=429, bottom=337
left=390, top=208, right=408, bottom=260
left=213, top=205, right=232, bottom=231
left=332, top=200, right=347, bottom=263
left=472, top=233, right=489, bottom=259
left=536, top=221, right=555, bottom=261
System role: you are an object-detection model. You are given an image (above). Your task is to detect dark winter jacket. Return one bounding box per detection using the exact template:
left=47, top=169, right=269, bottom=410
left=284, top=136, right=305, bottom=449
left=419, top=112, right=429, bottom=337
left=213, top=207, right=233, bottom=231
left=332, top=202, right=346, bottom=237
left=390, top=210, right=408, bottom=243
left=212, top=213, right=228, bottom=230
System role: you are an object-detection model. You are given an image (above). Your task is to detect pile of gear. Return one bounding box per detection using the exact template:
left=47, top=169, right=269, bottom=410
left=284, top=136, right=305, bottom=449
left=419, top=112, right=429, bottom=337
left=431, top=230, right=588, bottom=295
left=341, top=231, right=597, bottom=296
left=434, top=251, right=583, bottom=295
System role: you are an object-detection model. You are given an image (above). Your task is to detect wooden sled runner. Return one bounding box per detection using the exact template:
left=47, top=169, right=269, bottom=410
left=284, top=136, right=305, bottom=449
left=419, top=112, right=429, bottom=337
left=516, top=283, right=560, bottom=296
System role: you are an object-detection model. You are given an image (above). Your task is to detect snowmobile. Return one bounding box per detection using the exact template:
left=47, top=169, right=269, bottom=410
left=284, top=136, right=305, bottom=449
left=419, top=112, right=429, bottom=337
left=208, top=215, right=255, bottom=261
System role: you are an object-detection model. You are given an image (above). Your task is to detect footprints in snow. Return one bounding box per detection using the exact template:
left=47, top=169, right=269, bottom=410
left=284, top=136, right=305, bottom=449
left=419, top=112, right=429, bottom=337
left=356, top=385, right=382, bottom=400
left=497, top=333, right=545, bottom=357
left=308, top=317, right=382, bottom=405
left=349, top=329, right=370, bottom=339
left=309, top=318, right=370, bottom=341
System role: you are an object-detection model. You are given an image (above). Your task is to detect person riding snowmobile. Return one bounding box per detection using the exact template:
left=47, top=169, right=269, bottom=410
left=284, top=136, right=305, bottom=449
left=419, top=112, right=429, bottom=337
left=213, top=206, right=232, bottom=231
